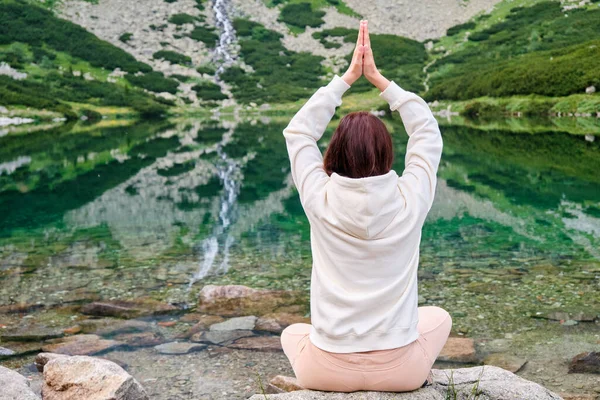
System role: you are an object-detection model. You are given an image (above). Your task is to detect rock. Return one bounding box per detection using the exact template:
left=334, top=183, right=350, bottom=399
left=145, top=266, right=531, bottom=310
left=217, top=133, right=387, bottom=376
left=561, top=394, right=598, bottom=400
left=210, top=316, right=257, bottom=331
left=569, top=352, right=600, bottom=374
left=0, top=303, right=44, bottom=314
left=197, top=285, right=305, bottom=317
left=42, top=334, right=123, bottom=356
left=255, top=313, right=310, bottom=333
left=179, top=313, right=224, bottom=324
left=0, top=341, right=43, bottom=359
left=483, top=353, right=527, bottom=373
left=176, top=315, right=225, bottom=339
left=63, top=325, right=82, bottom=335
left=0, top=327, right=63, bottom=342
left=0, top=365, right=40, bottom=400
left=264, top=384, right=286, bottom=394
left=537, top=311, right=597, bottom=322
left=42, top=355, right=148, bottom=400
left=248, top=366, right=562, bottom=399
left=228, top=336, right=282, bottom=352
left=0, top=346, right=16, bottom=357
left=78, top=319, right=153, bottom=335
left=113, top=332, right=164, bottom=347
left=586, top=86, right=596, bottom=94
left=269, top=375, right=304, bottom=392
left=437, top=337, right=477, bottom=363
left=191, top=330, right=254, bottom=345
left=35, top=352, right=69, bottom=372
left=154, top=342, right=207, bottom=355
left=157, top=321, right=176, bottom=327
left=562, top=320, right=578, bottom=326
left=81, top=299, right=178, bottom=319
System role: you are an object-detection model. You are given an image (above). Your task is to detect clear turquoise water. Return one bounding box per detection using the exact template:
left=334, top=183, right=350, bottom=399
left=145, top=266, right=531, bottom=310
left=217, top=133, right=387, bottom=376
left=1, top=116, right=599, bottom=338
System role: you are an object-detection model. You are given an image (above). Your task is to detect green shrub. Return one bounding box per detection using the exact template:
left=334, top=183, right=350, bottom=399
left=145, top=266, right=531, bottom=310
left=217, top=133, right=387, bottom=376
left=233, top=18, right=262, bottom=36
left=80, top=108, right=103, bottom=122
left=168, top=13, right=196, bottom=25
left=278, top=3, right=325, bottom=29
left=0, top=2, right=151, bottom=73
left=119, top=32, right=133, bottom=43
left=189, top=25, right=219, bottom=48
left=170, top=74, right=191, bottom=82
left=446, top=21, right=476, bottom=36
left=125, top=71, right=180, bottom=94
left=194, top=0, right=206, bottom=10
left=165, top=0, right=177, bottom=3
left=197, top=65, right=216, bottom=75
left=152, top=50, right=191, bottom=65
left=31, top=46, right=56, bottom=63
left=192, top=81, right=228, bottom=100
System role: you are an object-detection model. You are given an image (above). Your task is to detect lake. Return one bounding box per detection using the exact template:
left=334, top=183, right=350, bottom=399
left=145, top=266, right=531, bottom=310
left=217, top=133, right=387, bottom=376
left=1, top=114, right=599, bottom=396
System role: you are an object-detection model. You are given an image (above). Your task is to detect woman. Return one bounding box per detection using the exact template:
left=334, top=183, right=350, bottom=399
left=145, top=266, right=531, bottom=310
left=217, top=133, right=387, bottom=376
left=280, top=20, right=450, bottom=392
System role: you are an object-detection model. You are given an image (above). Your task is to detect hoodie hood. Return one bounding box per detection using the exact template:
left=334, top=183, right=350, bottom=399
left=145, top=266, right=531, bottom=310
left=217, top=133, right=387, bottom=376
left=326, top=170, right=402, bottom=239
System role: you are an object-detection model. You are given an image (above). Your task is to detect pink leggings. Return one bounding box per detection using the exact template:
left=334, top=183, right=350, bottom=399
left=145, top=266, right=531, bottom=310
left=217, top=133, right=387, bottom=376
left=281, top=306, right=452, bottom=392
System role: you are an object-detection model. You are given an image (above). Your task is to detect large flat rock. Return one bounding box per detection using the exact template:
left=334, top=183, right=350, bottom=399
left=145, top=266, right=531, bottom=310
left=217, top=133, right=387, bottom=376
left=248, top=366, right=562, bottom=400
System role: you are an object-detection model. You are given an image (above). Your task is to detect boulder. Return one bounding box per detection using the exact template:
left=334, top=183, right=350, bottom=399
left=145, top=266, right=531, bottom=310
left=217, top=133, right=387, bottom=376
left=569, top=352, right=600, bottom=374
left=42, top=355, right=148, bottom=400
left=42, top=334, right=123, bottom=356
left=197, top=285, right=305, bottom=317
left=256, top=313, right=311, bottom=333
left=248, top=366, right=562, bottom=399
left=437, top=337, right=477, bottom=363
left=81, top=299, right=178, bottom=319
left=35, top=353, right=69, bottom=372
left=0, top=365, right=40, bottom=400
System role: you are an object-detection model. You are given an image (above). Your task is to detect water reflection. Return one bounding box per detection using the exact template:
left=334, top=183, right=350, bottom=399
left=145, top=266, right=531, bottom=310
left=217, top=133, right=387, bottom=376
left=0, top=117, right=599, bottom=310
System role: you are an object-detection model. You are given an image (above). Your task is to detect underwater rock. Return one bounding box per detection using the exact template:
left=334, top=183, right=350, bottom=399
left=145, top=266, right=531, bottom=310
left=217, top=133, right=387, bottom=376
left=176, top=315, right=225, bottom=339
left=0, top=327, right=63, bottom=342
left=483, top=353, right=527, bottom=373
left=197, top=285, right=305, bottom=317
left=191, top=330, right=254, bottom=345
left=228, top=336, right=282, bottom=352
left=42, top=355, right=148, bottom=400
left=210, top=316, right=257, bottom=331
left=437, top=337, right=478, bottom=363
left=113, top=332, right=165, bottom=347
left=42, top=334, right=123, bottom=356
left=255, top=313, right=311, bottom=333
left=81, top=299, right=178, bottom=319
left=154, top=341, right=207, bottom=355
left=569, top=352, right=600, bottom=374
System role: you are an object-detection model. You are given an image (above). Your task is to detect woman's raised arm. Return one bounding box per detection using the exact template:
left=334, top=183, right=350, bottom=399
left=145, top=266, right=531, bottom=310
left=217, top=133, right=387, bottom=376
left=282, top=23, right=366, bottom=210
left=362, top=21, right=443, bottom=217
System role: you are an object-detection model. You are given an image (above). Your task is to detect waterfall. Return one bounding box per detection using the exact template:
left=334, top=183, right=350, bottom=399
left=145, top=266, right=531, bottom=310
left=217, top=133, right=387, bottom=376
left=212, top=0, right=236, bottom=76
left=189, top=136, right=242, bottom=286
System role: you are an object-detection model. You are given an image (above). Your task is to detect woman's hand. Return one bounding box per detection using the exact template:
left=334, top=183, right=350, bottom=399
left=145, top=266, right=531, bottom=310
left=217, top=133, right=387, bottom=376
left=341, top=21, right=366, bottom=86
left=362, top=21, right=390, bottom=92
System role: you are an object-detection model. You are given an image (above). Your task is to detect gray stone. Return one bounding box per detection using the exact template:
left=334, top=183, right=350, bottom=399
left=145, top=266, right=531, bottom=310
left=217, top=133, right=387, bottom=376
left=154, top=342, right=207, bottom=355
left=42, top=334, right=123, bottom=356
left=210, top=316, right=257, bottom=331
left=0, top=365, right=40, bottom=400
left=35, top=352, right=69, bottom=372
left=191, top=330, right=254, bottom=345
left=42, top=355, right=148, bottom=400
left=0, top=327, right=63, bottom=342
left=0, top=346, right=16, bottom=357
left=569, top=352, right=600, bottom=374
left=248, top=366, right=562, bottom=399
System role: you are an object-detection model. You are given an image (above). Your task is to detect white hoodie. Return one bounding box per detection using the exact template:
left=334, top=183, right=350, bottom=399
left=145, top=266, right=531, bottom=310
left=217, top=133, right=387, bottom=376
left=283, top=75, right=443, bottom=353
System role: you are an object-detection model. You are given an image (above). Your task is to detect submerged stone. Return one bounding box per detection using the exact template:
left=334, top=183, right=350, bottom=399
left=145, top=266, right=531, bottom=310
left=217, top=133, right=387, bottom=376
left=483, top=353, right=527, bottom=373
left=42, top=334, right=123, bottom=356
left=255, top=313, right=311, bottom=333
left=154, top=341, right=207, bottom=355
left=197, top=285, right=305, bottom=317
left=209, top=316, right=257, bottom=331
left=0, top=341, right=42, bottom=359
left=228, top=336, right=282, bottom=352
left=569, top=352, right=600, bottom=374
left=437, top=337, right=477, bottom=363
left=81, top=299, right=178, bottom=319
left=78, top=318, right=153, bottom=335
left=0, top=327, right=64, bottom=342
left=191, top=330, right=254, bottom=345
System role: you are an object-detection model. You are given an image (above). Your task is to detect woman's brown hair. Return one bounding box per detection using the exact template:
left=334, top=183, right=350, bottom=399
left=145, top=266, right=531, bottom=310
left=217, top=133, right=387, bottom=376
left=323, top=111, right=394, bottom=179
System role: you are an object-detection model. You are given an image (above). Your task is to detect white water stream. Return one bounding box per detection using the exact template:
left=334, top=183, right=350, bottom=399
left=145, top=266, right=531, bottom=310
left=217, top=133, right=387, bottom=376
left=212, top=0, right=236, bottom=76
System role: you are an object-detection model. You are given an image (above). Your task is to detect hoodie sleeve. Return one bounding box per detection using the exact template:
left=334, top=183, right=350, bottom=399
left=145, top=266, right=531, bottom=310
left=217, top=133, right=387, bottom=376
left=380, top=82, right=443, bottom=216
left=283, top=75, right=351, bottom=208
